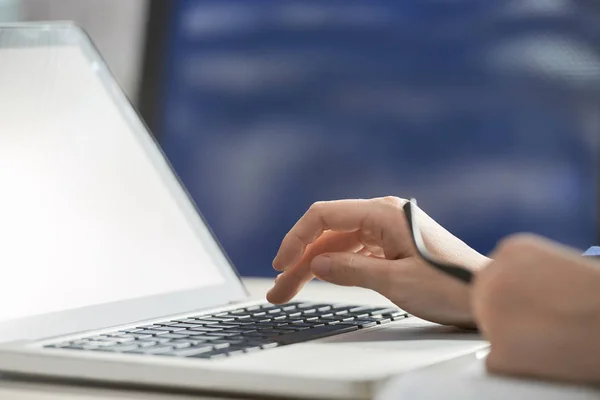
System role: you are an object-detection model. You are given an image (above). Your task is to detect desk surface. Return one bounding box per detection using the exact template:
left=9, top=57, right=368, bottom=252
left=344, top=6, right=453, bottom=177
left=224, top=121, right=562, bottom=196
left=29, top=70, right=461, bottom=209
left=2, top=279, right=597, bottom=400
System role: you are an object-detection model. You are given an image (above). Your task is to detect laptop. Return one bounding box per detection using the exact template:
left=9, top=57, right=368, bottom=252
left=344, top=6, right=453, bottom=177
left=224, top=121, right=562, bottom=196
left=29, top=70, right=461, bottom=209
left=0, top=23, right=488, bottom=399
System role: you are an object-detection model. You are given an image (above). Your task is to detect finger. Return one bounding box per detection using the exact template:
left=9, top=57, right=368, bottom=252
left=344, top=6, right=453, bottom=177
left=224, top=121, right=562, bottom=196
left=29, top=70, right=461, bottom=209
left=310, top=252, right=393, bottom=293
left=267, top=231, right=365, bottom=304
left=272, top=197, right=408, bottom=271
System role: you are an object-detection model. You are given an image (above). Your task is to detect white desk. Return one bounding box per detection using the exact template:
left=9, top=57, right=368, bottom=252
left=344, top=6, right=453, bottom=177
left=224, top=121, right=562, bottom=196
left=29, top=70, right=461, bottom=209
left=1, top=278, right=598, bottom=400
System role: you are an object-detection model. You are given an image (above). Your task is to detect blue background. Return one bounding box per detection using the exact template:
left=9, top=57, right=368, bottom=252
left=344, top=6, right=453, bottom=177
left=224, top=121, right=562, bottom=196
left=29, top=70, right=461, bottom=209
left=158, top=0, right=599, bottom=277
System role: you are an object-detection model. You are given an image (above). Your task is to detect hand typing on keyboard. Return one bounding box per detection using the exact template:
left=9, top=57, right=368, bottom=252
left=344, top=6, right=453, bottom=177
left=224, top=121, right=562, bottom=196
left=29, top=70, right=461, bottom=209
left=269, top=197, right=490, bottom=328
left=269, top=196, right=600, bottom=386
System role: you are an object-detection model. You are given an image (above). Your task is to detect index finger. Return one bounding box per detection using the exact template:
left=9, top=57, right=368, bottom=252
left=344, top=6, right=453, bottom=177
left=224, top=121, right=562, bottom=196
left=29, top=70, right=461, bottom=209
left=272, top=199, right=364, bottom=270
left=273, top=198, right=406, bottom=271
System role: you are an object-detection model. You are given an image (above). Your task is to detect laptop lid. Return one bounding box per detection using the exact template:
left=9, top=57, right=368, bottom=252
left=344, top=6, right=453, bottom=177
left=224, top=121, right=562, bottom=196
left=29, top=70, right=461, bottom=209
left=0, top=23, right=247, bottom=343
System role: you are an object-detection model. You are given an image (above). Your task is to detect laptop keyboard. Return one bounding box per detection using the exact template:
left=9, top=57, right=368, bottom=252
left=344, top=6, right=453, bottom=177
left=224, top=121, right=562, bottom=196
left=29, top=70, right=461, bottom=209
left=45, top=302, right=409, bottom=359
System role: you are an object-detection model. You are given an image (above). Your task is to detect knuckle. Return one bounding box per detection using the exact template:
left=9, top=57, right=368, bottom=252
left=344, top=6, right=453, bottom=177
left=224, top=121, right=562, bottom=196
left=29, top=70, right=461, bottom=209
left=494, top=233, right=541, bottom=256
left=308, top=201, right=326, bottom=214
left=379, top=196, right=407, bottom=210
left=377, top=197, right=407, bottom=225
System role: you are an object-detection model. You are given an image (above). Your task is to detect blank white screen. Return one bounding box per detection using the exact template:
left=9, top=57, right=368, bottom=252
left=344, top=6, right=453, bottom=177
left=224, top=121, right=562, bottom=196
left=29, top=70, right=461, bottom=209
left=0, top=45, right=225, bottom=323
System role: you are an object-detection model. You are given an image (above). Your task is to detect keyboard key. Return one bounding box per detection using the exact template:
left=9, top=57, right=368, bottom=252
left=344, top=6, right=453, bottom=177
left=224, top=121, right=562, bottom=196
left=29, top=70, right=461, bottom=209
left=285, top=318, right=308, bottom=324
left=243, top=332, right=268, bottom=338
left=139, top=337, right=171, bottom=344
left=190, top=326, right=223, bottom=332
left=374, top=308, right=402, bottom=316
left=185, top=332, right=222, bottom=339
left=82, top=341, right=115, bottom=348
left=89, top=336, right=111, bottom=341
left=372, top=317, right=392, bottom=324
left=212, top=342, right=231, bottom=350
left=60, top=344, right=88, bottom=350
left=220, top=329, right=256, bottom=334
left=227, top=308, right=248, bottom=315
left=347, top=312, right=370, bottom=319
left=350, top=306, right=398, bottom=316
left=267, top=312, right=287, bottom=319
left=139, top=329, right=172, bottom=335
left=277, top=325, right=310, bottom=331
left=219, top=321, right=255, bottom=327
left=172, top=339, right=207, bottom=346
left=171, top=345, right=214, bottom=357
left=252, top=323, right=277, bottom=329
left=245, top=305, right=261, bottom=311
left=251, top=312, right=267, bottom=317
left=137, top=324, right=163, bottom=329
left=201, top=317, right=236, bottom=323
left=392, top=313, right=409, bottom=320
left=316, top=312, right=334, bottom=318
left=138, top=345, right=174, bottom=354
left=137, top=341, right=159, bottom=348
left=177, top=318, right=212, bottom=326
left=153, top=326, right=187, bottom=332
left=202, top=331, right=239, bottom=337
left=191, top=349, right=229, bottom=359
left=93, top=337, right=130, bottom=342
left=249, top=318, right=272, bottom=324
left=226, top=348, right=246, bottom=356
left=213, top=312, right=229, bottom=317
left=260, top=304, right=277, bottom=310
left=260, top=342, right=279, bottom=349
left=331, top=305, right=359, bottom=312
left=159, top=333, right=189, bottom=339
left=274, top=324, right=359, bottom=345
left=99, top=344, right=140, bottom=353
left=212, top=339, right=245, bottom=346
left=338, top=319, right=378, bottom=328
left=296, top=302, right=316, bottom=309
left=171, top=323, right=201, bottom=329
left=106, top=335, right=137, bottom=343
left=281, top=305, right=297, bottom=311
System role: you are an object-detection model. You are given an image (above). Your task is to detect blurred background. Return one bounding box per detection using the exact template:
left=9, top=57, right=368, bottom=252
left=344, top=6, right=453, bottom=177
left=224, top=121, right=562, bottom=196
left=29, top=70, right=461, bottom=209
left=1, top=0, right=599, bottom=277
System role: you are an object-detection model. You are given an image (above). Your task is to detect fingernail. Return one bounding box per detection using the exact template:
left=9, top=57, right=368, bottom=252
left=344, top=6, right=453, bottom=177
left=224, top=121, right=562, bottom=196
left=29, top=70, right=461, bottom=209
left=311, top=255, right=332, bottom=277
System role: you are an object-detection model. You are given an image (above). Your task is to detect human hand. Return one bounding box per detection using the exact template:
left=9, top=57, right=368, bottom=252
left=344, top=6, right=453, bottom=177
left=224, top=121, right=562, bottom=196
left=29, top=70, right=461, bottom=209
left=268, top=197, right=489, bottom=327
left=473, top=234, right=600, bottom=383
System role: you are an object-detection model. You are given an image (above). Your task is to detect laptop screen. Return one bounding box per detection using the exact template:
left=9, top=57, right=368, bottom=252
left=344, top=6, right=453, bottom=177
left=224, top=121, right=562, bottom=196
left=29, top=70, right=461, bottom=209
left=0, top=27, right=238, bottom=325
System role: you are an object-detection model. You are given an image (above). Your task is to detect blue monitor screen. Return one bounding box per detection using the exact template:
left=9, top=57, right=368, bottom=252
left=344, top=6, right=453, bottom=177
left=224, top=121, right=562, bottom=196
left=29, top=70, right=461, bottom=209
left=159, top=0, right=599, bottom=277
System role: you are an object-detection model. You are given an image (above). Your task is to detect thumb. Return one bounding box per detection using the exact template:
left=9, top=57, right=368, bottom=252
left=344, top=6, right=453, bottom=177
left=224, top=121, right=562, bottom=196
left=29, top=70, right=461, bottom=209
left=310, top=252, right=392, bottom=292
